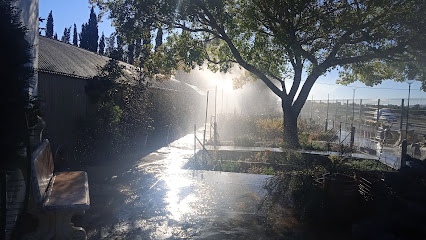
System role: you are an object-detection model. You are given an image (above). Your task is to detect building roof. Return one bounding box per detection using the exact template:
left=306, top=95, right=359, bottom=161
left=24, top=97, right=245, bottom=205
left=38, top=36, right=205, bottom=94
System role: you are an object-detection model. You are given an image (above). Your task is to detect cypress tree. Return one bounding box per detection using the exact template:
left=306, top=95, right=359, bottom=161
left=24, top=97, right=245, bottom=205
left=105, top=33, right=115, bottom=57
left=116, top=35, right=124, bottom=61
left=79, top=23, right=88, bottom=49
left=134, top=38, right=141, bottom=62
left=127, top=41, right=135, bottom=65
left=53, top=33, right=58, bottom=40
left=80, top=7, right=99, bottom=52
left=98, top=32, right=105, bottom=55
left=72, top=23, right=78, bottom=46
left=87, top=7, right=98, bottom=52
left=45, top=10, right=53, bottom=38
left=61, top=27, right=71, bottom=43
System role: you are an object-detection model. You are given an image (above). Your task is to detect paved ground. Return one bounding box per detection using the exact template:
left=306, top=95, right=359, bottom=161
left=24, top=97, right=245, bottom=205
left=75, top=132, right=304, bottom=239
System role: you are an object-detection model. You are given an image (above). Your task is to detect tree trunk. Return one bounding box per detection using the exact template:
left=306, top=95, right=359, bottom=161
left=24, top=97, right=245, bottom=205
left=282, top=102, right=300, bottom=149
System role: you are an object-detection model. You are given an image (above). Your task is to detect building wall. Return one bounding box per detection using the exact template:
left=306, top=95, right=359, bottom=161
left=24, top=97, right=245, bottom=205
left=38, top=72, right=88, bottom=156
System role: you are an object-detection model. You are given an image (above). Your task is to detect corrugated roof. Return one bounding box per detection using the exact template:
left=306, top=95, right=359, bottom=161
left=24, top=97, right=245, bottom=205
left=38, top=36, right=205, bottom=95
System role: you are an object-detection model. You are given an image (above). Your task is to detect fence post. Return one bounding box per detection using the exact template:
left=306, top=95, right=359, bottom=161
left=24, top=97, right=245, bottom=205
left=401, top=139, right=407, bottom=168
left=376, top=99, right=381, bottom=128
left=400, top=98, right=404, bottom=132
left=345, top=99, right=349, bottom=122
left=194, top=124, right=197, bottom=160
left=214, top=122, right=217, bottom=147
left=359, top=99, right=362, bottom=136
left=325, top=94, right=329, bottom=131
left=350, top=126, right=355, bottom=149
left=203, top=91, right=209, bottom=163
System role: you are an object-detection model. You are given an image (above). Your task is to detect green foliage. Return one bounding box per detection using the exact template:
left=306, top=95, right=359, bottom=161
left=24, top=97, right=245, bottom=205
left=262, top=167, right=275, bottom=175
left=75, top=58, right=152, bottom=163
left=343, top=159, right=393, bottom=172
left=100, top=0, right=426, bottom=148
left=328, top=155, right=344, bottom=165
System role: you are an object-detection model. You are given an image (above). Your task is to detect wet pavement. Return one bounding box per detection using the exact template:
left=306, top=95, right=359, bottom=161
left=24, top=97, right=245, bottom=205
left=76, top=132, right=302, bottom=239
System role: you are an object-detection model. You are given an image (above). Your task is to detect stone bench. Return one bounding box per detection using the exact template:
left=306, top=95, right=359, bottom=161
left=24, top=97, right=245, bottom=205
left=28, top=140, right=90, bottom=240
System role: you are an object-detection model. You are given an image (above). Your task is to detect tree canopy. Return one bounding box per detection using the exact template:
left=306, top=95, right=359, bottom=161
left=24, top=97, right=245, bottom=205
left=94, top=0, right=426, bottom=147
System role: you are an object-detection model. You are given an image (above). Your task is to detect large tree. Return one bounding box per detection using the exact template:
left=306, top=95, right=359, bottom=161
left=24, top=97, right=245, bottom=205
left=45, top=10, right=53, bottom=38
left=80, top=7, right=99, bottom=52
left=98, top=0, right=426, bottom=148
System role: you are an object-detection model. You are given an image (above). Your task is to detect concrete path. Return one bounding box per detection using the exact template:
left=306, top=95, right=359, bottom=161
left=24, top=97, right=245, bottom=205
left=75, top=131, right=303, bottom=239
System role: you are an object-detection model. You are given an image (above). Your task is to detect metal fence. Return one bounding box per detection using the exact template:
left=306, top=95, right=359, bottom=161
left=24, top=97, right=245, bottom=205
left=300, top=98, right=426, bottom=168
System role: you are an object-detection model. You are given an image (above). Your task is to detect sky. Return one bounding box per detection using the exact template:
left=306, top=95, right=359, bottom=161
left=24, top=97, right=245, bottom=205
left=39, top=0, right=426, bottom=102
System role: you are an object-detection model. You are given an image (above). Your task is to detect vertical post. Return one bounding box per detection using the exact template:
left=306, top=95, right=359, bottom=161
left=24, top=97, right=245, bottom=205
left=339, top=122, right=342, bottom=143
left=203, top=91, right=209, bottom=162
left=400, top=98, right=404, bottom=132
left=215, top=85, right=217, bottom=123
left=311, top=95, right=313, bottom=120
left=325, top=94, right=329, bottom=131
left=214, top=86, right=217, bottom=146
left=214, top=122, right=217, bottom=147
left=194, top=124, right=197, bottom=160
left=352, top=88, right=356, bottom=123
left=401, top=139, right=407, bottom=168
left=376, top=99, right=381, bottom=128
left=406, top=83, right=412, bottom=137
left=221, top=88, right=224, bottom=114
left=345, top=99, right=349, bottom=122
left=359, top=99, right=363, bottom=133
left=350, top=126, right=355, bottom=149
left=334, top=99, right=338, bottom=128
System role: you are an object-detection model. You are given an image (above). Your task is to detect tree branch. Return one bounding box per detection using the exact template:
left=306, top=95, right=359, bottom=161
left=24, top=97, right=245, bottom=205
left=198, top=2, right=284, bottom=98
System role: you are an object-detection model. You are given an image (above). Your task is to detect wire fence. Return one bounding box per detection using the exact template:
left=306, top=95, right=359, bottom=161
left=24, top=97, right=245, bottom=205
left=300, top=98, right=426, bottom=167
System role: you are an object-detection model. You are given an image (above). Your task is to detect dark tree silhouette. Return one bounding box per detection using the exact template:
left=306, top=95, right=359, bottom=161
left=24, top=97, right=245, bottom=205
left=115, top=34, right=124, bottom=61
left=127, top=41, right=135, bottom=64
left=105, top=32, right=115, bottom=57
left=45, top=10, right=53, bottom=38
left=72, top=23, right=78, bottom=46
left=61, top=27, right=71, bottom=43
left=79, top=7, right=99, bottom=52
left=154, top=27, right=162, bottom=52
left=79, top=23, right=88, bottom=49
left=98, top=32, right=105, bottom=55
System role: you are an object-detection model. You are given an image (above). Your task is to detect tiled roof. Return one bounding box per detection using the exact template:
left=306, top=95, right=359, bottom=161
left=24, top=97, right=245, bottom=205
left=38, top=36, right=204, bottom=94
